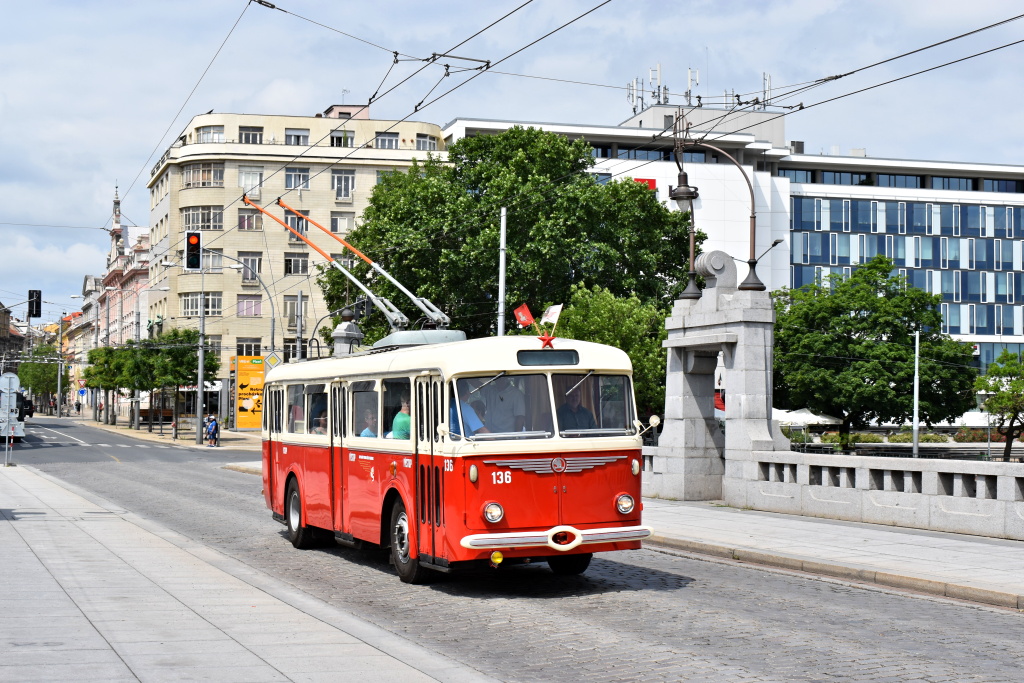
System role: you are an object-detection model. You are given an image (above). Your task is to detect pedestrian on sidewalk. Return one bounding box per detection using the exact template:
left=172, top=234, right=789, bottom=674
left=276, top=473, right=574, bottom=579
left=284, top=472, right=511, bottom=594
left=74, top=400, right=81, bottom=415
left=206, top=415, right=219, bottom=447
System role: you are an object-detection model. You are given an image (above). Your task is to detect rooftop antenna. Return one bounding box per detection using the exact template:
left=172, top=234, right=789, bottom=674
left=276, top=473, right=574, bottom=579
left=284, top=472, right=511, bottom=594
left=685, top=68, right=699, bottom=106
left=649, top=64, right=669, bottom=105
left=627, top=77, right=645, bottom=115
left=762, top=72, right=771, bottom=109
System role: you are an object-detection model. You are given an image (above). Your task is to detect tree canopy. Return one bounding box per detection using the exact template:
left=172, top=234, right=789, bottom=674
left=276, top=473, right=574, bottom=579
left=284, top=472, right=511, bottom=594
left=773, top=255, right=976, bottom=446
left=549, top=284, right=668, bottom=418
left=976, top=349, right=1024, bottom=459
left=316, top=125, right=695, bottom=341
left=17, top=345, right=69, bottom=396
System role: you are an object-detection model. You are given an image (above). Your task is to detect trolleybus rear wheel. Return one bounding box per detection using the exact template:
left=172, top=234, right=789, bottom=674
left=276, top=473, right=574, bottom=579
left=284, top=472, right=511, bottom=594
left=547, top=553, right=592, bottom=576
left=286, top=479, right=316, bottom=549
left=389, top=499, right=428, bottom=584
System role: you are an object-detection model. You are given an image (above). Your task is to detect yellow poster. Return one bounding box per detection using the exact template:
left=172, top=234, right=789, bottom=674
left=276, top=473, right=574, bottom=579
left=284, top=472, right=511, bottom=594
left=236, top=356, right=264, bottom=430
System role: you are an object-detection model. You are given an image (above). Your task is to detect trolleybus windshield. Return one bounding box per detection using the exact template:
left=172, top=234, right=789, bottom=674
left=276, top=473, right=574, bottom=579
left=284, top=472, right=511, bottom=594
left=449, top=373, right=635, bottom=441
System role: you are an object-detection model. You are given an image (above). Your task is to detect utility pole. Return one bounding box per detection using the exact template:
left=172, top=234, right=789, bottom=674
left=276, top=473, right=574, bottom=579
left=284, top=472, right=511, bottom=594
left=196, top=266, right=206, bottom=446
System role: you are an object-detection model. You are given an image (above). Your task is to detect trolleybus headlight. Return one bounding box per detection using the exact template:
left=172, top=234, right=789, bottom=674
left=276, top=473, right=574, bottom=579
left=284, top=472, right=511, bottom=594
left=615, top=494, right=635, bottom=514
left=483, top=502, right=504, bottom=523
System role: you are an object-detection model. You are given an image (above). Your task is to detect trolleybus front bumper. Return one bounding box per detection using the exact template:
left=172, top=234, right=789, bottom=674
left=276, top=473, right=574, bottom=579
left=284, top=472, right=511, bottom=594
left=460, top=524, right=652, bottom=552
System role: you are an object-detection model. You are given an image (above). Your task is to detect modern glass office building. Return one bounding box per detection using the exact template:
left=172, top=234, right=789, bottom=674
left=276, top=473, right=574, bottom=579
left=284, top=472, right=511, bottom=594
left=445, top=104, right=1024, bottom=372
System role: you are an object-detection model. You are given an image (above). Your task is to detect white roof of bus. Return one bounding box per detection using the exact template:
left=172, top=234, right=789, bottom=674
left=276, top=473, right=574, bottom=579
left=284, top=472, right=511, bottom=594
left=265, top=335, right=632, bottom=385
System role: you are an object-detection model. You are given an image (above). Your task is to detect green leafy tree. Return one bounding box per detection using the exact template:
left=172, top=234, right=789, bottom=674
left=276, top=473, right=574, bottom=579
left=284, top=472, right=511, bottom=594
left=117, top=340, right=160, bottom=430
left=17, top=344, right=69, bottom=399
left=151, top=329, right=220, bottom=432
left=316, top=125, right=695, bottom=342
left=773, top=255, right=976, bottom=448
left=84, top=346, right=119, bottom=423
left=551, top=284, right=668, bottom=418
left=976, top=349, right=1024, bottom=459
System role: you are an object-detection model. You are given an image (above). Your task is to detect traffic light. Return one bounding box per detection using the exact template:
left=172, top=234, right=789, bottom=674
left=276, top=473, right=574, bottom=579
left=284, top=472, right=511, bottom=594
left=185, top=231, right=202, bottom=270
left=27, top=290, right=41, bottom=318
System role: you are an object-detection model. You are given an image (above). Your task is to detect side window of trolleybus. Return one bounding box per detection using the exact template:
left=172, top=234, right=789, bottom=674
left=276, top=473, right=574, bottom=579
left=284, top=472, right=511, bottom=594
left=351, top=381, right=379, bottom=438
left=553, top=374, right=635, bottom=437
left=286, top=385, right=305, bottom=433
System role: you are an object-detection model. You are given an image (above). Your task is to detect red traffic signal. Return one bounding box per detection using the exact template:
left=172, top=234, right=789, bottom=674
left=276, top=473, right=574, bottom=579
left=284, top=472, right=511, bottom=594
left=185, top=231, right=202, bottom=270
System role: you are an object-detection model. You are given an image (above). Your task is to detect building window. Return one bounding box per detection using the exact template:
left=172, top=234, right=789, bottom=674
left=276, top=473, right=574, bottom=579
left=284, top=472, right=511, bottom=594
left=983, top=179, right=1024, bottom=193
left=284, top=209, right=309, bottom=239
left=285, top=128, right=309, bottom=146
left=779, top=169, right=813, bottom=183
left=238, top=166, right=263, bottom=196
left=591, top=172, right=612, bottom=185
left=331, top=130, right=354, bottom=147
left=238, top=295, right=262, bottom=317
left=283, top=338, right=299, bottom=362
left=932, top=176, right=974, bottom=191
left=284, top=253, right=309, bottom=275
left=239, top=126, right=263, bottom=144
left=376, top=170, right=395, bottom=185
left=181, top=163, right=224, bottom=188
left=330, top=211, right=354, bottom=234
left=375, top=132, right=399, bottom=149
left=332, top=169, right=356, bottom=199
left=237, top=338, right=262, bottom=356
left=332, top=253, right=356, bottom=270
left=238, top=252, right=262, bottom=282
left=285, top=167, right=309, bottom=190
left=202, top=249, right=223, bottom=273
left=283, top=297, right=307, bottom=330
left=877, top=174, right=922, bottom=189
left=180, top=292, right=222, bottom=317
left=238, top=208, right=263, bottom=231
left=821, top=171, right=870, bottom=186
left=416, top=134, right=437, bottom=151
left=195, top=125, right=224, bottom=143
left=180, top=206, right=223, bottom=231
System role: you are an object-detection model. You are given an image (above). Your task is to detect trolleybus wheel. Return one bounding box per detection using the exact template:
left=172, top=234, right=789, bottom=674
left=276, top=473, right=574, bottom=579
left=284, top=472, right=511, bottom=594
left=547, top=553, right=592, bottom=576
left=285, top=479, right=316, bottom=549
left=389, top=499, right=428, bottom=584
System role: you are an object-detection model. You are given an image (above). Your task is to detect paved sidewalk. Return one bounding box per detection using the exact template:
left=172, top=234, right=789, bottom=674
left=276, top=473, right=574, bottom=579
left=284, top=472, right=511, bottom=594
left=0, top=465, right=491, bottom=682
left=642, top=498, right=1024, bottom=610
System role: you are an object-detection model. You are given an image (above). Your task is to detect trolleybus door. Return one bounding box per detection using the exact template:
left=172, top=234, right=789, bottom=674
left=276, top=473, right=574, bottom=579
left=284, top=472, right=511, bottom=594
left=414, top=375, right=444, bottom=564
left=330, top=382, right=345, bottom=531
left=264, top=386, right=284, bottom=512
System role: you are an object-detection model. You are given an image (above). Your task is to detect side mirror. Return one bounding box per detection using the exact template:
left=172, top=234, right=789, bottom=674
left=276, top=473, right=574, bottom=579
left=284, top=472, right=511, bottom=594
left=436, top=424, right=449, bottom=439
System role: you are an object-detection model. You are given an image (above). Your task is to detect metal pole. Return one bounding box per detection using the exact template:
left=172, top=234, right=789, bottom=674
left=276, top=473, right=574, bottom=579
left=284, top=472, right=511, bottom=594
left=296, top=291, right=304, bottom=360
left=912, top=330, right=920, bottom=458
left=497, top=207, right=507, bottom=336
left=133, top=295, right=141, bottom=430
left=56, top=313, right=63, bottom=418
left=104, top=294, right=110, bottom=424
left=196, top=267, right=206, bottom=446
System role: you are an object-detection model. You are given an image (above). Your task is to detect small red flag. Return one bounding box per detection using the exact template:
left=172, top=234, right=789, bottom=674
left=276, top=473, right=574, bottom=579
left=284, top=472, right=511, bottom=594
left=514, top=304, right=534, bottom=328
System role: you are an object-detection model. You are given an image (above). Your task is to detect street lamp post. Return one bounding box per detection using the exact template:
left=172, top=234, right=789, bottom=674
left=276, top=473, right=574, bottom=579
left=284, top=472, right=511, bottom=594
left=669, top=115, right=768, bottom=294
left=223, top=257, right=276, bottom=354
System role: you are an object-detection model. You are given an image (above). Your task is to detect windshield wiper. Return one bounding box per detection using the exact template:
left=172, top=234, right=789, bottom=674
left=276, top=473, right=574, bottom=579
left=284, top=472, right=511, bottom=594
left=470, top=371, right=506, bottom=395
left=565, top=371, right=594, bottom=396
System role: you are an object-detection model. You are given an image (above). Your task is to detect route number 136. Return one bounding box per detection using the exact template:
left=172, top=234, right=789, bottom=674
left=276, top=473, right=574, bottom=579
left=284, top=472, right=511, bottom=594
left=491, top=471, right=512, bottom=484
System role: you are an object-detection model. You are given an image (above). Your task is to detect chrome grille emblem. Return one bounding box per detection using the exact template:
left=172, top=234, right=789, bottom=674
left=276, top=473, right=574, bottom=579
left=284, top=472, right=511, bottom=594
left=483, top=455, right=625, bottom=474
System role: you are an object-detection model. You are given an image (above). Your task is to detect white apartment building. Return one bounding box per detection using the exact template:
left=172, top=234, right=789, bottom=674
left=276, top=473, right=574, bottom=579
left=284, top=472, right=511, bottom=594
left=146, top=105, right=445, bottom=379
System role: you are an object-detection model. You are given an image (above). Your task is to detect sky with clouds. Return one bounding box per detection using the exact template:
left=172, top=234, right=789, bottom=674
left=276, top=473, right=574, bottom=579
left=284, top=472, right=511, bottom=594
left=2, top=0, right=1023, bottom=324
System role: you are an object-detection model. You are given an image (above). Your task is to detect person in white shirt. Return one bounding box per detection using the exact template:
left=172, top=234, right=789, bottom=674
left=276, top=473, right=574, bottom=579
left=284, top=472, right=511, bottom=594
left=484, top=377, right=526, bottom=433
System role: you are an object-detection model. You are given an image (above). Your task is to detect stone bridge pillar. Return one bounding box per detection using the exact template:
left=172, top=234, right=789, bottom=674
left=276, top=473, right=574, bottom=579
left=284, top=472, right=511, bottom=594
left=643, top=250, right=786, bottom=501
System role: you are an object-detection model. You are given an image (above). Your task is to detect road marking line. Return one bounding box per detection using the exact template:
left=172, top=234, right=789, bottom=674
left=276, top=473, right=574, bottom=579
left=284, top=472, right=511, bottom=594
left=108, top=454, right=120, bottom=463
left=31, top=425, right=88, bottom=444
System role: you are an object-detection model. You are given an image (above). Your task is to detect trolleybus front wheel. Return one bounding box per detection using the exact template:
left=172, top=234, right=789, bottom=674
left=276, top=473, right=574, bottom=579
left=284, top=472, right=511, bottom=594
left=389, top=499, right=429, bottom=584
left=547, top=553, right=592, bottom=576
left=285, top=479, right=316, bottom=549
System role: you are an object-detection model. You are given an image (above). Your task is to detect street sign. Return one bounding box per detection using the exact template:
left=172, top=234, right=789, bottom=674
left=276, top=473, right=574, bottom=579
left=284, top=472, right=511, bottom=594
left=78, top=379, right=87, bottom=388
left=78, top=389, right=86, bottom=396
left=264, top=352, right=283, bottom=370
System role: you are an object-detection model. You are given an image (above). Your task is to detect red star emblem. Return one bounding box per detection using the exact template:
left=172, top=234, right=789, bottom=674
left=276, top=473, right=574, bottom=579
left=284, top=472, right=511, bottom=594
left=538, top=333, right=556, bottom=349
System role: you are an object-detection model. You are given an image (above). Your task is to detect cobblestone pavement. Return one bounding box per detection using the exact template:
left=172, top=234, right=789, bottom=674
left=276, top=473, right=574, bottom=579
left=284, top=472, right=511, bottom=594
left=36, top=457, right=1024, bottom=682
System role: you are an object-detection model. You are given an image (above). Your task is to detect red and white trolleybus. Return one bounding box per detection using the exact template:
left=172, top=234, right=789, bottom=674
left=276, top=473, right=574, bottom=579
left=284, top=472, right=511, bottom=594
left=262, top=333, right=652, bottom=583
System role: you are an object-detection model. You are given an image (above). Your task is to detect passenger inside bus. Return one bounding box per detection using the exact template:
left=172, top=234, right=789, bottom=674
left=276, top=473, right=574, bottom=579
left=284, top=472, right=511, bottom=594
left=483, top=376, right=526, bottom=433
left=391, top=392, right=411, bottom=439
left=360, top=409, right=377, bottom=437
left=450, top=381, right=489, bottom=437
left=311, top=410, right=328, bottom=434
